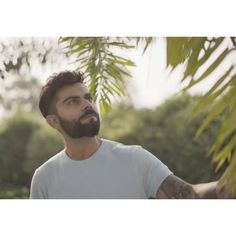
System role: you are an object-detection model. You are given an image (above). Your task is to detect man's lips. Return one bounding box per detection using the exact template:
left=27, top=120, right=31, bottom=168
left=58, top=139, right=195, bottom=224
left=80, top=112, right=98, bottom=121
left=82, top=114, right=96, bottom=119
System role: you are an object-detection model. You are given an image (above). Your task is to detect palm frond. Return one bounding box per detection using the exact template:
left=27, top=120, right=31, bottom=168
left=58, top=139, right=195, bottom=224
left=166, top=37, right=236, bottom=195
left=59, top=37, right=136, bottom=115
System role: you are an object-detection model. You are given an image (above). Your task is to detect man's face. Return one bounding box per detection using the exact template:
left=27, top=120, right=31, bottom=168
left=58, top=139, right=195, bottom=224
left=53, top=83, right=100, bottom=139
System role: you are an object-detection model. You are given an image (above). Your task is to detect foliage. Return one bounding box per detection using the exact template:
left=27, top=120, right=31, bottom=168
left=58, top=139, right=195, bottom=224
left=166, top=37, right=236, bottom=194
left=24, top=122, right=64, bottom=175
left=0, top=38, right=67, bottom=78
left=0, top=113, right=40, bottom=186
left=0, top=75, right=42, bottom=114
left=0, top=112, right=63, bottom=190
left=59, top=37, right=153, bottom=115
left=0, top=38, right=73, bottom=117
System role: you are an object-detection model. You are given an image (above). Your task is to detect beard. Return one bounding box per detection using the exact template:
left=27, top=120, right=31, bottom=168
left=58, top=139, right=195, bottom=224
left=58, top=109, right=100, bottom=139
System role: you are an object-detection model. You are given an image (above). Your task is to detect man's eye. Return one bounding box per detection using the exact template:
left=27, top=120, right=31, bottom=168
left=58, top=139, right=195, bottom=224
left=68, top=99, right=79, bottom=105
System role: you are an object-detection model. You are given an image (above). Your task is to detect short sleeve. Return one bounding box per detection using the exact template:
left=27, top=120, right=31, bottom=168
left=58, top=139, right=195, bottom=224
left=30, top=169, right=47, bottom=199
left=133, top=146, right=173, bottom=198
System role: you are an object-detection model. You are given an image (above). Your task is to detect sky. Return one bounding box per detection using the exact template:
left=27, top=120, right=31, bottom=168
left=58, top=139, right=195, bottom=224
left=127, top=38, right=184, bottom=108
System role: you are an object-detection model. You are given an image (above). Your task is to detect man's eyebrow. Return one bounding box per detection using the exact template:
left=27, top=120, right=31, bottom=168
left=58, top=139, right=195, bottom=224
left=62, top=96, right=80, bottom=104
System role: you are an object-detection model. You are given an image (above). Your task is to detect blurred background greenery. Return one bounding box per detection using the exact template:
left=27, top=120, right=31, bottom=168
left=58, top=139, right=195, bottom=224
left=0, top=37, right=235, bottom=198
left=0, top=93, right=224, bottom=198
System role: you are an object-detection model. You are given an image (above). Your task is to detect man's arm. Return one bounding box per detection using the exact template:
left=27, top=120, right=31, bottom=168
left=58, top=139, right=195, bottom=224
left=30, top=170, right=47, bottom=199
left=156, top=174, right=227, bottom=199
left=156, top=174, right=200, bottom=199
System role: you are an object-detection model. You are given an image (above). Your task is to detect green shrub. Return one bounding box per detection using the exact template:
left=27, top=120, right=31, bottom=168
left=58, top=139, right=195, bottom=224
left=0, top=113, right=40, bottom=186
left=24, top=123, right=64, bottom=175
left=0, top=112, right=63, bottom=190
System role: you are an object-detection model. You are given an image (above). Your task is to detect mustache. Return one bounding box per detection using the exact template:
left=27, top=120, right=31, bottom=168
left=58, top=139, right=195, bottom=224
left=80, top=109, right=99, bottom=120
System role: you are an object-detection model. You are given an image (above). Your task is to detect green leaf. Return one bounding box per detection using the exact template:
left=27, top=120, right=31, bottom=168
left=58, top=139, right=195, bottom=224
left=109, top=81, right=126, bottom=96
left=220, top=150, right=236, bottom=195
left=143, top=37, right=154, bottom=54
left=108, top=42, right=135, bottom=49
left=102, top=89, right=112, bottom=104
left=213, top=134, right=236, bottom=170
left=182, top=37, right=207, bottom=79
left=195, top=85, right=236, bottom=137
left=167, top=37, right=191, bottom=68
left=183, top=37, right=224, bottom=80
left=192, top=79, right=231, bottom=118
left=99, top=96, right=112, bottom=116
left=184, top=48, right=229, bottom=90
left=58, top=37, right=74, bottom=43
left=216, top=108, right=236, bottom=148
left=204, top=66, right=234, bottom=97
left=135, top=37, right=154, bottom=53
left=109, top=54, right=136, bottom=67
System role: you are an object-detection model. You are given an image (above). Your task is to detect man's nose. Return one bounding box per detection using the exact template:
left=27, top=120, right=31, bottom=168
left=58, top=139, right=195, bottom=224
left=82, top=99, right=93, bottom=111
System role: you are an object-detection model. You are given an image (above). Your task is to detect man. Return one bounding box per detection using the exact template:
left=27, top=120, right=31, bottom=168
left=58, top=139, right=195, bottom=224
left=30, top=70, right=228, bottom=199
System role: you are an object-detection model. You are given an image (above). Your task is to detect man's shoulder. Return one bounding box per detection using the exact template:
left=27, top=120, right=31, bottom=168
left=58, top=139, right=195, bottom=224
left=102, top=138, right=142, bottom=157
left=102, top=138, right=138, bottom=149
left=103, top=139, right=162, bottom=163
left=34, top=149, right=65, bottom=175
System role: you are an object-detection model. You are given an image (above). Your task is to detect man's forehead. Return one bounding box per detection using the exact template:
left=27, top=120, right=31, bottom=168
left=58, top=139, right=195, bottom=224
left=56, top=83, right=90, bottom=100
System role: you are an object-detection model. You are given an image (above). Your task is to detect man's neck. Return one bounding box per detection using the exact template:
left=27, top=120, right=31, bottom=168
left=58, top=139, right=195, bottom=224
left=64, top=136, right=102, bottom=161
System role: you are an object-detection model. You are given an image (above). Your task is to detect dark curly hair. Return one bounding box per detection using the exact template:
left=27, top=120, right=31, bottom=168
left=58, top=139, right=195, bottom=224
left=39, top=70, right=85, bottom=118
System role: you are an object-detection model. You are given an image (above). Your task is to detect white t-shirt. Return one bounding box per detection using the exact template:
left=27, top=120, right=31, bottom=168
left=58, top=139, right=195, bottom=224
left=30, top=139, right=172, bottom=199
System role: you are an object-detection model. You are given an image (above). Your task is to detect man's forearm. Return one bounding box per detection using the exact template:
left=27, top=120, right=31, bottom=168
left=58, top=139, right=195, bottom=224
left=156, top=175, right=232, bottom=199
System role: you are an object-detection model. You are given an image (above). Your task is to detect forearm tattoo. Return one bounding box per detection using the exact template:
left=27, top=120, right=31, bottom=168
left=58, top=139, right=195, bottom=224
left=157, top=175, right=200, bottom=199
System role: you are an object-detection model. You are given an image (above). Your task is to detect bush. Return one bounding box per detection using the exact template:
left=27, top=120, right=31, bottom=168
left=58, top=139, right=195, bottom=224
left=0, top=112, right=64, bottom=191
left=24, top=123, right=64, bottom=175
left=0, top=113, right=40, bottom=186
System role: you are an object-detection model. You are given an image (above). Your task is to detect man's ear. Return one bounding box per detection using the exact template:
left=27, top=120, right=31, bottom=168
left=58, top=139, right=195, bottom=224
left=46, top=115, right=60, bottom=130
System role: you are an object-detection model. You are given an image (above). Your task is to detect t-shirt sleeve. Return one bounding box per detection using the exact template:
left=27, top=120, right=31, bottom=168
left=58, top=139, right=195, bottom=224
left=29, top=169, right=47, bottom=199
left=133, top=146, right=173, bottom=198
